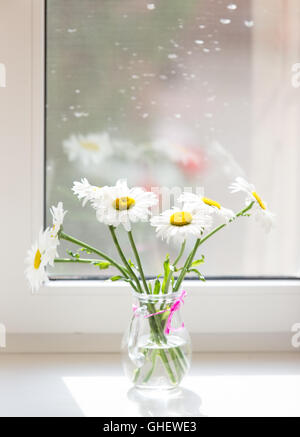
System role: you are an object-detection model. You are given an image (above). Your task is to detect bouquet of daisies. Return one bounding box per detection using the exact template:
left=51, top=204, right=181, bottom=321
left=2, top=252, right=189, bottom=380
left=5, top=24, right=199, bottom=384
left=25, top=177, right=274, bottom=388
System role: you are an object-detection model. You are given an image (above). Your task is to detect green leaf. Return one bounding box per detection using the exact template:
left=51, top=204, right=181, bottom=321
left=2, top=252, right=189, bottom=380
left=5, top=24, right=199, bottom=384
left=148, top=282, right=153, bottom=293
left=128, top=259, right=134, bottom=268
left=122, top=277, right=135, bottom=284
left=110, top=275, right=133, bottom=283
left=191, top=256, right=205, bottom=267
left=171, top=275, right=175, bottom=290
left=128, top=259, right=138, bottom=271
left=80, top=247, right=92, bottom=255
left=67, top=250, right=79, bottom=259
left=162, top=255, right=170, bottom=293
left=110, top=275, right=123, bottom=282
left=93, top=261, right=111, bottom=270
left=154, top=279, right=161, bottom=295
left=188, top=269, right=206, bottom=281
left=161, top=308, right=171, bottom=321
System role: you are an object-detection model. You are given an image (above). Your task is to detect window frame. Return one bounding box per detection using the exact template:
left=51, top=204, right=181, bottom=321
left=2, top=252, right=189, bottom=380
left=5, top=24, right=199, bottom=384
left=24, top=0, right=300, bottom=343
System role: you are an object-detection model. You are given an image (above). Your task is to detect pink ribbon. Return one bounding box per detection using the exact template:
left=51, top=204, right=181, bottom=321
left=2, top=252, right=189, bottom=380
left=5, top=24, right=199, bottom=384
left=133, top=290, right=187, bottom=335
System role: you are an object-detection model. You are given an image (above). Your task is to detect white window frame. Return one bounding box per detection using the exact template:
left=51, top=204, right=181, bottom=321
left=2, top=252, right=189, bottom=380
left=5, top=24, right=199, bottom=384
left=1, top=0, right=299, bottom=351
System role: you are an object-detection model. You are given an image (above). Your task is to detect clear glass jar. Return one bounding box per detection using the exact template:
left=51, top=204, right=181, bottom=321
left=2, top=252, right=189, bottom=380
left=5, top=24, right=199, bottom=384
left=121, top=290, right=192, bottom=390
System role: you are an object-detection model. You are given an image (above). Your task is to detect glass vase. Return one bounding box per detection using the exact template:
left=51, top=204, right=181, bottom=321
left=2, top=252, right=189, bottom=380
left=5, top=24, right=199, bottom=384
left=121, top=290, right=192, bottom=390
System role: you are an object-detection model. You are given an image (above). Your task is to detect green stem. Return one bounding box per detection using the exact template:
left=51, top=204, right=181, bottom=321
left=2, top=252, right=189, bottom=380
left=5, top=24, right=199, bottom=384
left=143, top=350, right=158, bottom=383
left=146, top=314, right=177, bottom=384
left=174, top=346, right=189, bottom=371
left=174, top=240, right=186, bottom=267
left=174, top=202, right=255, bottom=292
left=163, top=241, right=187, bottom=295
left=108, top=226, right=142, bottom=293
left=59, top=231, right=129, bottom=278
left=54, top=258, right=104, bottom=264
left=159, top=349, right=177, bottom=385
left=128, top=231, right=149, bottom=294
left=173, top=251, right=195, bottom=293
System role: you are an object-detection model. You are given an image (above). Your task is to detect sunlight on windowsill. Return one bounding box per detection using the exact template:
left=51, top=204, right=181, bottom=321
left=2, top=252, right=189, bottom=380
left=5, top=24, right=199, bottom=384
left=63, top=374, right=300, bottom=417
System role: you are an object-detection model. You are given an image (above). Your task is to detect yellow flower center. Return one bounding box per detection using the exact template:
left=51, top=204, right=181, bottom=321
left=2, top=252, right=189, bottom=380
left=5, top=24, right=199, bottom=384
left=170, top=211, right=193, bottom=227
left=252, top=191, right=266, bottom=210
left=202, top=197, right=221, bottom=209
left=34, top=249, right=42, bottom=270
left=113, top=197, right=136, bottom=211
left=80, top=141, right=99, bottom=152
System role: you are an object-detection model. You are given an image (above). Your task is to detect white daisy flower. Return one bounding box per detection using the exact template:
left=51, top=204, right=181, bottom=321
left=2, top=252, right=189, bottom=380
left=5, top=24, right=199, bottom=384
left=72, top=178, right=103, bottom=207
left=150, top=206, right=212, bottom=244
left=152, top=138, right=199, bottom=166
left=229, top=177, right=275, bottom=232
left=63, top=132, right=112, bottom=167
left=93, top=179, right=158, bottom=231
left=50, top=202, right=67, bottom=240
left=178, top=192, right=235, bottom=224
left=25, top=228, right=58, bottom=292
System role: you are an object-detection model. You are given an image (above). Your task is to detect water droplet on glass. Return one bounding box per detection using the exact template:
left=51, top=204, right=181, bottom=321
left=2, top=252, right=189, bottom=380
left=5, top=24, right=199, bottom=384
left=195, top=40, right=204, bottom=45
left=142, top=113, right=149, bottom=118
left=220, top=18, right=231, bottom=24
left=75, top=89, right=80, bottom=94
left=203, top=48, right=210, bottom=53
left=147, top=3, right=156, bottom=10
left=74, top=112, right=89, bottom=118
left=131, top=75, right=139, bottom=79
left=67, top=28, right=77, bottom=33
left=227, top=4, right=237, bottom=10
left=199, top=25, right=206, bottom=29
left=244, top=20, right=254, bottom=27
left=174, top=114, right=181, bottom=119
left=168, top=54, right=178, bottom=59
left=207, top=95, right=216, bottom=102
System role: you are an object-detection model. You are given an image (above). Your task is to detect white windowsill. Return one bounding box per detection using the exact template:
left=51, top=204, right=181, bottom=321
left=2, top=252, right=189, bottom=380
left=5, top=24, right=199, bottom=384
left=42, top=278, right=300, bottom=296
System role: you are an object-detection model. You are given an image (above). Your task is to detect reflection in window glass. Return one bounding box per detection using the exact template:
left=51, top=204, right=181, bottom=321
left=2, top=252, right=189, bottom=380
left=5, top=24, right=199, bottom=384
left=46, top=0, right=300, bottom=278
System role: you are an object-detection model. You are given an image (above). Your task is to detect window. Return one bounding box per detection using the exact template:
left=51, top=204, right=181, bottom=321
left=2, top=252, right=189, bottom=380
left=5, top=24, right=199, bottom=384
left=0, top=0, right=298, bottom=347
left=46, top=0, right=300, bottom=280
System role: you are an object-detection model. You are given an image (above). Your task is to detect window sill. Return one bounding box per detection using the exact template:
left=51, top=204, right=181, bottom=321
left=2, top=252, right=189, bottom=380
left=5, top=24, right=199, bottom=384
left=41, top=278, right=300, bottom=296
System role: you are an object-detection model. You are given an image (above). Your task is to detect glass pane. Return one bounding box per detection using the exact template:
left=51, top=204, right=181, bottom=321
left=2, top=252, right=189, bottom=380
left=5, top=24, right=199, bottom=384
left=46, top=0, right=300, bottom=279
